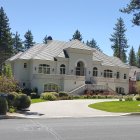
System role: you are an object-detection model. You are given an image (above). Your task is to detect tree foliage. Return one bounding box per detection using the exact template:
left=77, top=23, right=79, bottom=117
left=129, top=46, right=137, bottom=66
left=43, top=35, right=48, bottom=44
left=0, top=7, right=13, bottom=71
left=24, top=30, right=35, bottom=50
left=86, top=38, right=102, bottom=52
left=137, top=45, right=140, bottom=67
left=13, top=32, right=23, bottom=54
left=120, top=0, right=140, bottom=26
left=2, top=64, right=13, bottom=78
left=72, top=30, right=82, bottom=41
left=110, top=18, right=129, bottom=63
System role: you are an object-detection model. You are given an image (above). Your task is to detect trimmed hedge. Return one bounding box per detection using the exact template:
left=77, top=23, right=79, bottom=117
left=14, top=94, right=31, bottom=110
left=41, top=92, right=57, bottom=101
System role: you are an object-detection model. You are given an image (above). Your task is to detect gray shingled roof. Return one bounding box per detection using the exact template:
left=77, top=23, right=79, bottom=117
left=7, top=40, right=129, bottom=68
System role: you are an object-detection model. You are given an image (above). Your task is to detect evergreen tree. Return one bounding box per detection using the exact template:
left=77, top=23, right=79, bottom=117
left=0, top=7, right=13, bottom=72
left=110, top=18, right=129, bottom=62
left=129, top=46, right=137, bottom=66
left=72, top=30, right=82, bottom=41
left=24, top=30, right=35, bottom=50
left=13, top=32, right=23, bottom=54
left=137, top=45, right=140, bottom=67
left=120, top=0, right=140, bottom=26
left=86, top=38, right=102, bottom=52
left=43, top=35, right=48, bottom=44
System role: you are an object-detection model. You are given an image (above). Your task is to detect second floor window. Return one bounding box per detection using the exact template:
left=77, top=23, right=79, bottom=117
left=104, top=70, right=113, bottom=78
left=93, top=67, right=98, bottom=77
left=24, top=63, right=27, bottom=68
left=124, top=74, right=127, bottom=79
left=60, top=64, right=65, bottom=74
left=38, top=64, right=50, bottom=74
left=116, top=72, right=120, bottom=79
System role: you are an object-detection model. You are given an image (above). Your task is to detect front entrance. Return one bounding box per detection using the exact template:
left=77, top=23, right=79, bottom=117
left=76, top=61, right=85, bottom=76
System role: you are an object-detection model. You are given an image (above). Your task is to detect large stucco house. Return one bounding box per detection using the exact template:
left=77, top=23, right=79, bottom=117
left=7, top=40, right=130, bottom=94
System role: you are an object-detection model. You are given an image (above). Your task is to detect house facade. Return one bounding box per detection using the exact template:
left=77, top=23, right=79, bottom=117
left=7, top=40, right=130, bottom=94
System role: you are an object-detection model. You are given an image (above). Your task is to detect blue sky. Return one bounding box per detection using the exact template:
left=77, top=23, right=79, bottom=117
left=1, top=0, right=140, bottom=56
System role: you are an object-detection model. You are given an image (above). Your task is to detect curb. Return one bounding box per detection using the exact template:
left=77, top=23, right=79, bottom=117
left=0, top=115, right=26, bottom=119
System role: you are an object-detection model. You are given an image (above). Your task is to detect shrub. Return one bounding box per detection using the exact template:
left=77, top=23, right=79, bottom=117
left=124, top=96, right=133, bottom=101
left=22, top=88, right=33, bottom=96
left=0, top=97, right=8, bottom=115
left=41, top=92, right=57, bottom=101
left=59, top=92, right=68, bottom=97
left=14, top=94, right=31, bottom=110
left=7, top=92, right=18, bottom=107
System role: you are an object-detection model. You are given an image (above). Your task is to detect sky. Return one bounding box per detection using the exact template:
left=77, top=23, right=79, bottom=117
left=0, top=0, right=140, bottom=57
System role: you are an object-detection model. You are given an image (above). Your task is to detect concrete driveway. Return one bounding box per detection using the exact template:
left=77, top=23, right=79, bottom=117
left=25, top=99, right=125, bottom=118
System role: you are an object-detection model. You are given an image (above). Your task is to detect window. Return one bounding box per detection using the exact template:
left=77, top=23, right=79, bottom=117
left=93, top=67, right=98, bottom=77
left=116, top=87, right=124, bottom=94
left=104, top=70, right=113, bottom=78
left=44, top=83, right=59, bottom=92
left=124, top=74, right=127, bottom=79
left=38, top=64, right=50, bottom=74
left=116, top=72, right=120, bottom=79
left=23, top=82, right=26, bottom=87
left=24, top=63, right=27, bottom=68
left=60, top=64, right=65, bottom=74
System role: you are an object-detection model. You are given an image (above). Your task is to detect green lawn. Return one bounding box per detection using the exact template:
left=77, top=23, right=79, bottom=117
left=89, top=101, right=140, bottom=113
left=31, top=98, right=46, bottom=104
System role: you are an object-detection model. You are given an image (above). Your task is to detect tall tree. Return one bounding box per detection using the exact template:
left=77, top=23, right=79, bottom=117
left=120, top=0, right=140, bottom=26
left=86, top=38, right=102, bottom=52
left=137, top=45, right=140, bottom=67
left=24, top=30, right=35, bottom=50
left=13, top=32, right=23, bottom=54
left=0, top=7, right=13, bottom=72
left=72, top=30, right=82, bottom=41
left=129, top=46, right=137, bottom=66
left=110, top=18, right=129, bottom=62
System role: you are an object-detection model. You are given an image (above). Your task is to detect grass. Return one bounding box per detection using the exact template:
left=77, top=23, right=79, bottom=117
left=31, top=98, right=46, bottom=104
left=89, top=101, right=140, bottom=113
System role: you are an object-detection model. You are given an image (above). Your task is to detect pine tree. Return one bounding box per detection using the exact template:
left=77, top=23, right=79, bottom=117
left=24, top=30, right=35, bottom=50
left=120, top=0, right=140, bottom=26
left=0, top=7, right=13, bottom=72
left=137, top=45, right=140, bottom=67
left=86, top=38, right=102, bottom=52
left=129, top=46, right=137, bottom=66
left=72, top=30, right=82, bottom=41
left=13, top=32, right=23, bottom=54
left=43, top=35, right=48, bottom=44
left=110, top=18, right=129, bottom=62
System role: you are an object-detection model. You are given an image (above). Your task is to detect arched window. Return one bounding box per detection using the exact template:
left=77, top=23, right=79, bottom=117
left=44, top=83, right=59, bottom=92
left=93, top=67, right=98, bottom=77
left=60, top=64, right=65, bottom=74
left=38, top=64, right=50, bottom=74
left=104, top=70, right=113, bottom=78
left=76, top=61, right=84, bottom=76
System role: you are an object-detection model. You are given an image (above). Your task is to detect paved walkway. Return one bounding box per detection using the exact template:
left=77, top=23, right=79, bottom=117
left=22, top=99, right=125, bottom=118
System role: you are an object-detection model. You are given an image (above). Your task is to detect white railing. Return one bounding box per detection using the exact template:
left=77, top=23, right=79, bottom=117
left=68, top=84, right=86, bottom=95
left=92, top=77, right=128, bottom=83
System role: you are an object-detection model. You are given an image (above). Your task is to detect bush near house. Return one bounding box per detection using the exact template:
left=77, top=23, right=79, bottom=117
left=14, top=94, right=31, bottom=110
left=41, top=92, right=57, bottom=101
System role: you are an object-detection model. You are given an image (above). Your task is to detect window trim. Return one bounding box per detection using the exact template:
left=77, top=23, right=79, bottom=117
left=104, top=69, right=113, bottom=78
left=60, top=64, right=66, bottom=74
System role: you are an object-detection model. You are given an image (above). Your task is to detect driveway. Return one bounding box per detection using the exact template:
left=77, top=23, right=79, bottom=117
left=24, top=99, right=125, bottom=118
